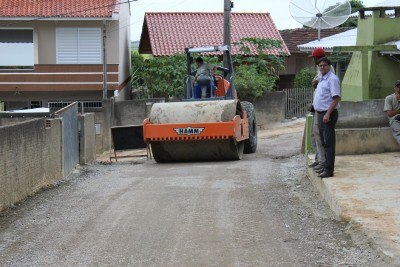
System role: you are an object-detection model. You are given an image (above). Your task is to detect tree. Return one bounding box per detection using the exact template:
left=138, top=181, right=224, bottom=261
left=339, top=0, right=365, bottom=27
left=131, top=37, right=288, bottom=100
left=130, top=52, right=147, bottom=98
left=232, top=37, right=288, bottom=100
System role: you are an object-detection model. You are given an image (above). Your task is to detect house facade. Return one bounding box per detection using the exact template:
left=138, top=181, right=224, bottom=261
left=0, top=0, right=131, bottom=110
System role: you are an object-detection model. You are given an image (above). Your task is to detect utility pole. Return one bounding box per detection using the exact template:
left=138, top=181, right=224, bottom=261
left=223, top=0, right=233, bottom=69
left=102, top=20, right=108, bottom=100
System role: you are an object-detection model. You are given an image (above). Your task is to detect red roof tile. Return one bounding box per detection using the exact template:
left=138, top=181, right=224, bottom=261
left=0, top=0, right=120, bottom=18
left=139, top=12, right=290, bottom=56
left=280, top=27, right=354, bottom=54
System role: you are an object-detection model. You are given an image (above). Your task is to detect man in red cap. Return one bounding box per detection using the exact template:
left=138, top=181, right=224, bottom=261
left=311, top=48, right=335, bottom=89
left=308, top=48, right=335, bottom=173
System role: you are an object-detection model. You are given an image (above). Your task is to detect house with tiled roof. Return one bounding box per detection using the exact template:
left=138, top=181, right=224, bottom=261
left=139, top=12, right=289, bottom=57
left=278, top=27, right=353, bottom=88
left=0, top=0, right=131, bottom=110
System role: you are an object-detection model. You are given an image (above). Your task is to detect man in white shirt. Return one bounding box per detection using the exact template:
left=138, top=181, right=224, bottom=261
left=309, top=48, right=335, bottom=172
left=313, top=57, right=341, bottom=178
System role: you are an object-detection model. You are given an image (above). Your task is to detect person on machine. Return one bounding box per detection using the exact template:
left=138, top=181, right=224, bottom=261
left=193, top=57, right=217, bottom=99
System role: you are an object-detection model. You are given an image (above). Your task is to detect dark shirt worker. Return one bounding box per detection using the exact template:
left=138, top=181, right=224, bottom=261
left=313, top=57, right=341, bottom=178
left=384, top=80, right=400, bottom=145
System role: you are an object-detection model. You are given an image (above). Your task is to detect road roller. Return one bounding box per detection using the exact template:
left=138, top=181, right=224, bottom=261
left=143, top=45, right=257, bottom=162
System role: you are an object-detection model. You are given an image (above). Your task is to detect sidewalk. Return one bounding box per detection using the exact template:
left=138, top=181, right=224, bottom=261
left=307, top=153, right=400, bottom=264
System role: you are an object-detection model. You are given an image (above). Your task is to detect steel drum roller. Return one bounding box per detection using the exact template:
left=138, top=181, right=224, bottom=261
left=148, top=100, right=244, bottom=162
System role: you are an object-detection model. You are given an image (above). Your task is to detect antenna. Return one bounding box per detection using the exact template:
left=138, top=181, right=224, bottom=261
left=289, top=0, right=351, bottom=40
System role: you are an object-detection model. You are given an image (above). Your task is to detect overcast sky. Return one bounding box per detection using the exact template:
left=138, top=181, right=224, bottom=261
left=129, top=0, right=383, bottom=41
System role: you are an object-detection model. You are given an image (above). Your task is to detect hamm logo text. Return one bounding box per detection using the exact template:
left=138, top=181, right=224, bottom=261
left=174, top=127, right=205, bottom=136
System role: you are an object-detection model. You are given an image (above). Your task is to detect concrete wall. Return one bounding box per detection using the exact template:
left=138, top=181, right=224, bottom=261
left=78, top=103, right=113, bottom=154
left=337, top=100, right=388, bottom=129
left=55, top=103, right=79, bottom=177
left=336, top=127, right=400, bottom=155
left=303, top=100, right=398, bottom=155
left=254, top=91, right=286, bottom=129
left=113, top=98, right=165, bottom=126
left=0, top=112, right=52, bottom=126
left=111, top=93, right=285, bottom=131
left=0, top=118, right=62, bottom=211
left=79, top=113, right=96, bottom=165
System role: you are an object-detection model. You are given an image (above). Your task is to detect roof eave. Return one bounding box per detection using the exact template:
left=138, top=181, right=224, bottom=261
left=298, top=47, right=334, bottom=53
left=0, top=16, right=118, bottom=21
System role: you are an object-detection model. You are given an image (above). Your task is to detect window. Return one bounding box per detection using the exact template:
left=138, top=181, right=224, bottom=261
left=56, top=28, right=101, bottom=64
left=30, top=101, right=42, bottom=109
left=0, top=29, right=34, bottom=68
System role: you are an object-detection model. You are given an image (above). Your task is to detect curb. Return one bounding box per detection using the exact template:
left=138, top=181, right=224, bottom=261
left=305, top=158, right=398, bottom=264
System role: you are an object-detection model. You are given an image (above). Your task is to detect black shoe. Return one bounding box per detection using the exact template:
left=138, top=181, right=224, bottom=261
left=308, top=161, right=319, bottom=168
left=314, top=165, right=324, bottom=173
left=319, top=172, right=333, bottom=178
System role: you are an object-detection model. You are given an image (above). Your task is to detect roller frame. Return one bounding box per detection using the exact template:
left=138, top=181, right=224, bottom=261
left=143, top=112, right=249, bottom=143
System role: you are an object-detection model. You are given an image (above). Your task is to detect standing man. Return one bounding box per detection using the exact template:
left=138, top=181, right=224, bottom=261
left=384, top=80, right=400, bottom=145
left=309, top=48, right=334, bottom=172
left=313, top=57, right=341, bottom=178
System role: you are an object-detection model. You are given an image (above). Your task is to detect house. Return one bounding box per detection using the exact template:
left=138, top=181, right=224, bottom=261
left=279, top=27, right=353, bottom=88
left=0, top=0, right=131, bottom=111
left=138, top=12, right=289, bottom=57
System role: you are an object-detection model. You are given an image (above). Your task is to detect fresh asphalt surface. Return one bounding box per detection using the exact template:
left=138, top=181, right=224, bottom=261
left=0, top=128, right=385, bottom=266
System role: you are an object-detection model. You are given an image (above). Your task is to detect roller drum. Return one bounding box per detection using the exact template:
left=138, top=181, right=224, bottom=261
left=149, top=100, right=238, bottom=124
left=148, top=100, right=245, bottom=162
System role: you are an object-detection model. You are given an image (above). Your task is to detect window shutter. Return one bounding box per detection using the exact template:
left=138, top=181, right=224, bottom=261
left=56, top=28, right=101, bottom=64
left=56, top=28, right=79, bottom=64
left=78, top=28, right=101, bottom=64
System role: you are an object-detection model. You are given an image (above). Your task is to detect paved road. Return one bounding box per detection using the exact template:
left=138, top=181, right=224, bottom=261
left=0, top=128, right=384, bottom=266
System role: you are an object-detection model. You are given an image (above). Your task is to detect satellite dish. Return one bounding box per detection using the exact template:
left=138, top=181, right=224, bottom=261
left=289, top=0, right=351, bottom=40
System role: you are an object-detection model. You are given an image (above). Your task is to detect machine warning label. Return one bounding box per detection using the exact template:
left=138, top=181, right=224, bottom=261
left=174, top=127, right=205, bottom=136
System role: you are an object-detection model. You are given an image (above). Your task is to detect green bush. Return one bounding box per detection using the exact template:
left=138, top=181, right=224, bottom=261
left=141, top=54, right=187, bottom=98
left=233, top=37, right=286, bottom=100
left=234, top=64, right=276, bottom=101
left=130, top=54, right=186, bottom=98
left=294, top=67, right=315, bottom=88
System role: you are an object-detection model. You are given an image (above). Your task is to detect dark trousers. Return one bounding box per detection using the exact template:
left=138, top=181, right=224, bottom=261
left=317, top=110, right=338, bottom=174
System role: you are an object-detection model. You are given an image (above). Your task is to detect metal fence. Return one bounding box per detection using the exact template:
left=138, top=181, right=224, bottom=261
left=49, top=101, right=102, bottom=112
left=55, top=102, right=79, bottom=177
left=283, top=88, right=313, bottom=119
